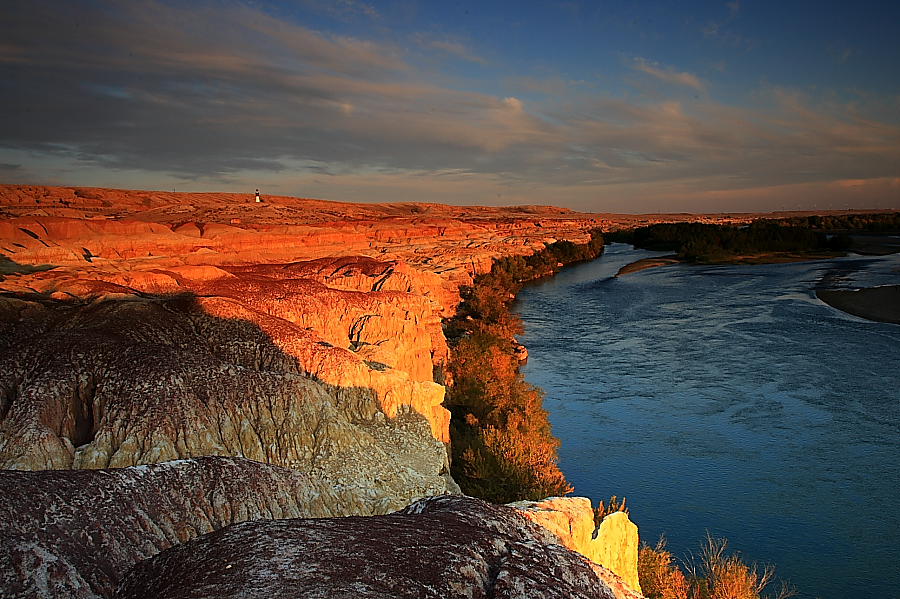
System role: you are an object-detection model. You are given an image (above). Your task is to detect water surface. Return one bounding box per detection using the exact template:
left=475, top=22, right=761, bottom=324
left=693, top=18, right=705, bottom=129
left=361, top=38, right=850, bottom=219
left=515, top=244, right=900, bottom=599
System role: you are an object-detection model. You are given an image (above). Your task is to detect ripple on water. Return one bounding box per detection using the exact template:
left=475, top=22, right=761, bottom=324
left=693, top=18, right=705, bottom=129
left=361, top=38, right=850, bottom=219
left=516, top=244, right=900, bottom=599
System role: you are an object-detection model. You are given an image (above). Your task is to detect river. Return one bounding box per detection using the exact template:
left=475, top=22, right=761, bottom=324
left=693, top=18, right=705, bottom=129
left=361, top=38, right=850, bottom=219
left=514, top=243, right=900, bottom=599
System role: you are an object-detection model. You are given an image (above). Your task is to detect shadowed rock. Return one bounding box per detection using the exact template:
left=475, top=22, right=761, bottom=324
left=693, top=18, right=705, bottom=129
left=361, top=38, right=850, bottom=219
left=0, top=295, right=455, bottom=514
left=115, top=495, right=623, bottom=599
left=0, top=457, right=365, bottom=599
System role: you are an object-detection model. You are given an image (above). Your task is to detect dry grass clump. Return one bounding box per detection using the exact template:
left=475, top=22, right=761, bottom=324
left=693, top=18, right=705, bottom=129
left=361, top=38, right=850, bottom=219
left=593, top=495, right=629, bottom=528
left=639, top=534, right=796, bottom=599
left=639, top=537, right=690, bottom=599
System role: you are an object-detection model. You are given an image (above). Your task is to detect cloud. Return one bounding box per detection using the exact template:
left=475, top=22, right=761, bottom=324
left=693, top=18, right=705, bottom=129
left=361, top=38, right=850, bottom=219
left=632, top=58, right=705, bottom=91
left=413, top=34, right=487, bottom=64
left=701, top=1, right=755, bottom=49
left=1, top=1, right=898, bottom=213
left=726, top=0, right=741, bottom=18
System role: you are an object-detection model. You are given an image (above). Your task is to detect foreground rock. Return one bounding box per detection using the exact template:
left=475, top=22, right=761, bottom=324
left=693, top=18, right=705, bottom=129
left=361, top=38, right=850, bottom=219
left=0, top=457, right=359, bottom=599
left=115, top=495, right=630, bottom=599
left=511, top=497, right=641, bottom=597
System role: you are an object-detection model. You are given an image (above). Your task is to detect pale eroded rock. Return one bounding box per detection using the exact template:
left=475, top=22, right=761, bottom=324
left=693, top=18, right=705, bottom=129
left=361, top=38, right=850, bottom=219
left=511, top=497, right=642, bottom=596
left=0, top=295, right=455, bottom=512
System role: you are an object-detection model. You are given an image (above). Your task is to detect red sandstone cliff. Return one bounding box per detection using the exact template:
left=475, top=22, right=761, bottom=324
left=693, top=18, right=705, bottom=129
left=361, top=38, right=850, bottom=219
left=0, top=185, right=655, bottom=598
left=0, top=185, right=604, bottom=456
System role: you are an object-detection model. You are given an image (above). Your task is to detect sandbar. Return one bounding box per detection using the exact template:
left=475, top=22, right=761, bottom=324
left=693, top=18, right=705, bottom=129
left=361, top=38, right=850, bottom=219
left=816, top=286, right=900, bottom=325
left=615, top=256, right=679, bottom=276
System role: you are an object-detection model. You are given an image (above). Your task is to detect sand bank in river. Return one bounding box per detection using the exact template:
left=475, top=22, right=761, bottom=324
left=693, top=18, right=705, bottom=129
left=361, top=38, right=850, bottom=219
left=615, top=252, right=842, bottom=277
left=615, top=256, right=680, bottom=276
left=816, top=286, right=900, bottom=324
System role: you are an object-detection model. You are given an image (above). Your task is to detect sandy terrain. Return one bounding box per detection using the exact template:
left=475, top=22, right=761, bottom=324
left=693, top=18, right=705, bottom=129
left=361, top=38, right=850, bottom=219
left=816, top=286, right=900, bottom=325
left=615, top=256, right=680, bottom=276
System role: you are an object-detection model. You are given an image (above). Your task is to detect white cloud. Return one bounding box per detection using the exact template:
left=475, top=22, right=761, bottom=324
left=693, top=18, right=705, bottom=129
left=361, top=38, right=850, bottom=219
left=632, top=58, right=705, bottom=91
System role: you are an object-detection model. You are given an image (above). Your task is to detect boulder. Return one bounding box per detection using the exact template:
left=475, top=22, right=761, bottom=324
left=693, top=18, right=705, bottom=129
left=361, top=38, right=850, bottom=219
left=115, top=495, right=623, bottom=599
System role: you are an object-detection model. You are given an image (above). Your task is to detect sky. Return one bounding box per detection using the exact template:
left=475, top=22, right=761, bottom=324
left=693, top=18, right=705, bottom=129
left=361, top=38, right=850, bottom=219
left=2, top=0, right=899, bottom=213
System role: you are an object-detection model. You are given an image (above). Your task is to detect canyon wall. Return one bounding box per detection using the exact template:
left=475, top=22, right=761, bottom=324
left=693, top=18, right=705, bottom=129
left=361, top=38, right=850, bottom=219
left=0, top=185, right=647, bottom=598
left=0, top=185, right=604, bottom=482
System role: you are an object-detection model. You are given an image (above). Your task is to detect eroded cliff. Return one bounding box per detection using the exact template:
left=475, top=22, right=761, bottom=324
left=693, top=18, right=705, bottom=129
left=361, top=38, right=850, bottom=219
left=0, top=185, right=649, bottom=598
left=0, top=292, right=454, bottom=515
left=0, top=185, right=605, bottom=484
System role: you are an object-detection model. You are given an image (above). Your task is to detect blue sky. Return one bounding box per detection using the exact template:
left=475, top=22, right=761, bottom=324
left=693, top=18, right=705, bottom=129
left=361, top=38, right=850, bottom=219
left=2, top=0, right=899, bottom=212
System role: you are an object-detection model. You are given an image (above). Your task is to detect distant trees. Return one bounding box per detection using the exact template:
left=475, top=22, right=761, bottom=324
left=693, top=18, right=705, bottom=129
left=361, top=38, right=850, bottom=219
left=443, top=229, right=604, bottom=503
left=623, top=221, right=849, bottom=263
left=780, top=212, right=900, bottom=232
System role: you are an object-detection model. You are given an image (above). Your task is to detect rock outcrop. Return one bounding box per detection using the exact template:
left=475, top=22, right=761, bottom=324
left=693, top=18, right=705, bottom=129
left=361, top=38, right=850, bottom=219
left=0, top=457, right=358, bottom=599
left=0, top=185, right=648, bottom=599
left=0, top=460, right=644, bottom=599
left=115, top=494, right=623, bottom=599
left=511, top=497, right=642, bottom=597
left=0, top=294, right=454, bottom=512
left=0, top=186, right=608, bottom=475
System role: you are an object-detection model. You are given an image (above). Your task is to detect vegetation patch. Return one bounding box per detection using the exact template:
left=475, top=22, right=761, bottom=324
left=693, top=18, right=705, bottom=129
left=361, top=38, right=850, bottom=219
left=639, top=535, right=796, bottom=599
left=443, top=230, right=604, bottom=503
left=609, top=221, right=850, bottom=263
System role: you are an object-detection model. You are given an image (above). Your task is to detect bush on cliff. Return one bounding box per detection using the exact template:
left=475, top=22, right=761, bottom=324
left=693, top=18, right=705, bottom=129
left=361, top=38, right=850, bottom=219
left=638, top=538, right=689, bottom=599
left=638, top=534, right=796, bottom=599
left=444, top=229, right=604, bottom=503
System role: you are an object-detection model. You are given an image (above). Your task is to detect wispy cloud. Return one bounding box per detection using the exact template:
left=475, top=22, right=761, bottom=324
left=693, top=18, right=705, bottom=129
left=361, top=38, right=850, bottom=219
left=702, top=1, right=755, bottom=50
left=413, top=34, right=487, bottom=64
left=1, top=0, right=898, bottom=213
left=726, top=0, right=741, bottom=18
left=297, top=0, right=380, bottom=21
left=632, top=58, right=705, bottom=91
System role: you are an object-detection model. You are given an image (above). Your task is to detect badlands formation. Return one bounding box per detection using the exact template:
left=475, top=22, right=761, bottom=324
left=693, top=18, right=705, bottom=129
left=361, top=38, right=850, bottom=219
left=0, top=184, right=702, bottom=598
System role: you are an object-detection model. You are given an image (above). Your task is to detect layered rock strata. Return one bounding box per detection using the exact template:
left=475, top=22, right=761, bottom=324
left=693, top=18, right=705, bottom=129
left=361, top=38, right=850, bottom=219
left=0, top=185, right=606, bottom=475
left=0, top=460, right=644, bottom=599
left=0, top=457, right=357, bottom=599
left=0, top=293, right=454, bottom=511
left=115, top=494, right=625, bottom=599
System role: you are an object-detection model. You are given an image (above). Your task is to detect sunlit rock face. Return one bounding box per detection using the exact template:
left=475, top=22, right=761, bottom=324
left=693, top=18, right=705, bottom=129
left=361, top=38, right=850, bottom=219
left=0, top=457, right=363, bottom=599
left=114, top=495, right=622, bottom=599
left=592, top=512, right=642, bottom=595
left=0, top=187, right=604, bottom=514
left=0, top=294, right=455, bottom=512
left=511, top=497, right=643, bottom=598
left=0, top=185, right=603, bottom=463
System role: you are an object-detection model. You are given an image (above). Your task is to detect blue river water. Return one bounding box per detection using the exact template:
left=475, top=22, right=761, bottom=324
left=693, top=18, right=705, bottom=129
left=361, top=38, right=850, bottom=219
left=514, top=244, right=900, bottom=599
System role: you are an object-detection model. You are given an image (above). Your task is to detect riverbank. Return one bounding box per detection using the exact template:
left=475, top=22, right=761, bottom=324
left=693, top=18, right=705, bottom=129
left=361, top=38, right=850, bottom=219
left=442, top=231, right=606, bottom=502
left=514, top=243, right=900, bottom=599
left=816, top=285, right=900, bottom=324
left=616, top=251, right=845, bottom=276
